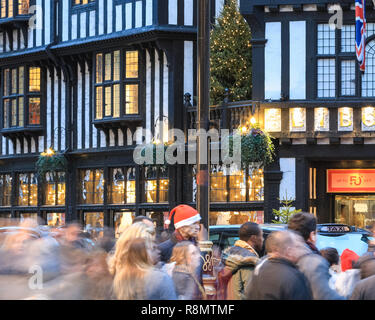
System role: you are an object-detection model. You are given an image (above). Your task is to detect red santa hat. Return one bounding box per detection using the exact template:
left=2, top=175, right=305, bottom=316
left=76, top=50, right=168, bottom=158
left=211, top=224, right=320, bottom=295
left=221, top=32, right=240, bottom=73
left=341, top=248, right=359, bottom=272
left=165, top=205, right=201, bottom=229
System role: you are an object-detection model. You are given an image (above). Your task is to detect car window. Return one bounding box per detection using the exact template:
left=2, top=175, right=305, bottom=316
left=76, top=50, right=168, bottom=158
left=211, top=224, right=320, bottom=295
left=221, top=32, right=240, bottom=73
left=222, top=234, right=239, bottom=250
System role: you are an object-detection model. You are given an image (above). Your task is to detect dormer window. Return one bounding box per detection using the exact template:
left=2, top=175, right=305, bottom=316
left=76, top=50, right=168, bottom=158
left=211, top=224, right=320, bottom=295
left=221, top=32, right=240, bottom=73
left=0, top=0, right=29, bottom=18
left=2, top=66, right=42, bottom=129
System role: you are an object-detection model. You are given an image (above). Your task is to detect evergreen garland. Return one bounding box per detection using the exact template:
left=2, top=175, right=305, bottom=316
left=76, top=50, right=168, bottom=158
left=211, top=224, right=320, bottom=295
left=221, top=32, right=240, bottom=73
left=36, top=149, right=67, bottom=178
left=210, top=0, right=252, bottom=104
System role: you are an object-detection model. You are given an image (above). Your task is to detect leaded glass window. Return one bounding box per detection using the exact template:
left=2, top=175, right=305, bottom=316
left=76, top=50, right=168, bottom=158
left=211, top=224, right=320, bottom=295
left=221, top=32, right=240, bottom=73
left=144, top=166, right=169, bottom=203
left=0, top=174, right=12, bottom=206
left=18, top=173, right=38, bottom=206
left=109, top=167, right=136, bottom=204
left=80, top=169, right=104, bottom=204
left=44, top=172, right=66, bottom=206
left=94, top=49, right=139, bottom=119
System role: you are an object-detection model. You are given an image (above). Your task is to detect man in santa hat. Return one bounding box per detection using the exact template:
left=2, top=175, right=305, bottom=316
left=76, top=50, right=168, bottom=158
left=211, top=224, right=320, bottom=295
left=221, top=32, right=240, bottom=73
left=159, top=204, right=205, bottom=262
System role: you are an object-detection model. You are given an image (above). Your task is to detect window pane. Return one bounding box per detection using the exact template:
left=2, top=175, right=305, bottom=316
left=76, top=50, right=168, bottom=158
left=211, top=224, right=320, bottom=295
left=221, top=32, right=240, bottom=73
left=1, top=0, right=6, bottom=18
left=4, top=69, right=9, bottom=96
left=104, top=86, right=112, bottom=117
left=341, top=60, right=356, bottom=96
left=126, top=168, right=136, bottom=203
left=126, top=51, right=138, bottom=78
left=229, top=169, right=246, bottom=202
left=45, top=172, right=56, bottom=205
left=114, top=50, right=120, bottom=81
left=114, top=212, right=135, bottom=238
left=0, top=174, right=12, bottom=206
left=317, top=59, right=335, bottom=98
left=84, top=212, right=104, bottom=238
left=11, top=99, right=17, bottom=127
left=159, top=179, right=169, bottom=203
left=29, top=97, right=41, bottom=125
left=8, top=0, right=13, bottom=17
left=110, top=168, right=125, bottom=204
left=19, top=174, right=29, bottom=206
left=317, top=24, right=335, bottom=55
left=362, top=40, right=375, bottom=97
left=18, top=97, right=24, bottom=127
left=19, top=67, right=24, bottom=94
left=95, top=87, right=103, bottom=119
left=341, top=25, right=355, bottom=53
left=29, top=67, right=41, bottom=92
left=104, top=53, right=111, bottom=81
left=11, top=69, right=17, bottom=94
left=145, top=167, right=157, bottom=203
left=29, top=173, right=38, bottom=206
left=96, top=53, right=103, bottom=83
left=210, top=165, right=227, bottom=202
left=125, top=84, right=138, bottom=114
left=19, top=0, right=29, bottom=15
left=57, top=172, right=65, bottom=205
left=248, top=168, right=264, bottom=201
left=113, top=84, right=120, bottom=118
left=80, top=169, right=104, bottom=204
left=47, top=213, right=65, bottom=227
left=3, top=99, right=9, bottom=128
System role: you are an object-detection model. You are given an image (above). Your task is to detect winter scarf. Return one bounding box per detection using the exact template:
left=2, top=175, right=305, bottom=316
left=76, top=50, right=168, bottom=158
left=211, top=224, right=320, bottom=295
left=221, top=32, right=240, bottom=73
left=233, top=240, right=259, bottom=258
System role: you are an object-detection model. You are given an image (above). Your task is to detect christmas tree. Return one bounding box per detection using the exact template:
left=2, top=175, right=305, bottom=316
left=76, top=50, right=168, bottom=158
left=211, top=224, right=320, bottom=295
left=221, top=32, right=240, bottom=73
left=210, top=0, right=252, bottom=105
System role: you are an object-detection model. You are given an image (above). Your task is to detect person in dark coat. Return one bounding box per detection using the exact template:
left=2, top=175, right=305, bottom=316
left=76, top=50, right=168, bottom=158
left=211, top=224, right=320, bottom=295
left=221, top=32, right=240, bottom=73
left=288, top=212, right=345, bottom=300
left=219, top=222, right=263, bottom=300
left=245, top=230, right=313, bottom=300
left=159, top=205, right=205, bottom=282
left=350, top=274, right=375, bottom=300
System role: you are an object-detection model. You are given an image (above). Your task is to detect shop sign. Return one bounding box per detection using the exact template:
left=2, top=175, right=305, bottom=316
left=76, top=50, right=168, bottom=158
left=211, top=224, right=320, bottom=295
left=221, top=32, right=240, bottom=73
left=338, top=107, right=353, bottom=131
left=314, top=108, right=329, bottom=131
left=290, top=108, right=306, bottom=132
left=264, top=108, right=281, bottom=132
left=327, top=169, right=375, bottom=193
left=362, top=107, right=375, bottom=131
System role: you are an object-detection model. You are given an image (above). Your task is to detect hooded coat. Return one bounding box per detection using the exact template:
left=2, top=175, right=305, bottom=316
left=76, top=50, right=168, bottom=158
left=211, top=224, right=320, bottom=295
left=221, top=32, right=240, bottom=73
left=220, top=240, right=259, bottom=300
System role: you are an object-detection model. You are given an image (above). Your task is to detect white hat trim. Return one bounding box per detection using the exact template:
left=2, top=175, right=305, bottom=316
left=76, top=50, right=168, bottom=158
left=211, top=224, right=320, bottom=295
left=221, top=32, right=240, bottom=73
left=174, top=213, right=201, bottom=229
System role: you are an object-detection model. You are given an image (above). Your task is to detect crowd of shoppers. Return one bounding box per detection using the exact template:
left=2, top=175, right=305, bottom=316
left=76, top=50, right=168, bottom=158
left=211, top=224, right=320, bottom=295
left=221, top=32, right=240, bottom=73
left=1, top=207, right=375, bottom=300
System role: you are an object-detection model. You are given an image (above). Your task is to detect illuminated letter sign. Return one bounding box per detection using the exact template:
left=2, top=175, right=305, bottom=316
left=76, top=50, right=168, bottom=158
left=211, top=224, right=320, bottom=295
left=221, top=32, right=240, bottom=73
left=290, top=108, right=306, bottom=132
left=362, top=107, right=375, bottom=131
left=327, top=169, right=375, bottom=193
left=314, top=108, right=329, bottom=131
left=338, top=107, right=353, bottom=131
left=264, top=108, right=281, bottom=132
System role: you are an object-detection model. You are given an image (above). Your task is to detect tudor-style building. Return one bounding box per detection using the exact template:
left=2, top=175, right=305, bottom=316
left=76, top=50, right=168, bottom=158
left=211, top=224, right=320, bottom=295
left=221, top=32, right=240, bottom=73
left=239, top=0, right=375, bottom=228
left=0, top=0, right=267, bottom=236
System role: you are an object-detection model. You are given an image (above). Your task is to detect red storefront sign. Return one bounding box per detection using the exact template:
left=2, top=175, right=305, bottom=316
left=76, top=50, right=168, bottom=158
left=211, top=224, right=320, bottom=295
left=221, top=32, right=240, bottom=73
left=327, top=169, right=375, bottom=193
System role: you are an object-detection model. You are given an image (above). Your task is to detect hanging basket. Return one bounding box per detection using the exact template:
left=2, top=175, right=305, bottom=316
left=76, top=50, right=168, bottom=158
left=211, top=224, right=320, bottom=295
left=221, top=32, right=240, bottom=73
left=36, top=149, right=68, bottom=178
left=228, top=125, right=275, bottom=169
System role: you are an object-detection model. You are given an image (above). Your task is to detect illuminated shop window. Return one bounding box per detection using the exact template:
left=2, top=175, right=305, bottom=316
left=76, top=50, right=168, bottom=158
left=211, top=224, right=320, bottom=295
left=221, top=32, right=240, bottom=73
left=44, top=172, right=65, bottom=206
left=84, top=212, right=104, bottom=238
left=47, top=213, right=65, bottom=227
left=210, top=211, right=264, bottom=226
left=109, top=167, right=136, bottom=204
left=0, top=174, right=12, bottom=206
left=79, top=169, right=104, bottom=204
left=144, top=166, right=169, bottom=203
left=95, top=50, right=139, bottom=119
left=114, top=211, right=135, bottom=238
left=18, top=173, right=38, bottom=206
left=2, top=66, right=42, bottom=128
left=203, top=165, right=264, bottom=203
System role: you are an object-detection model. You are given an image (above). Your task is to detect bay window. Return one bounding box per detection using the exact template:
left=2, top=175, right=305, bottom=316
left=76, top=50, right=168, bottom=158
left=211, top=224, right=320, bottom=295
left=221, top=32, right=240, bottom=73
left=3, top=66, right=42, bottom=129
left=94, top=49, right=139, bottom=120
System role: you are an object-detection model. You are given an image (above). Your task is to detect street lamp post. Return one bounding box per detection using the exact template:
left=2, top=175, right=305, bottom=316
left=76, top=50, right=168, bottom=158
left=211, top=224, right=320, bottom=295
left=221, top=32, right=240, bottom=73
left=197, top=0, right=216, bottom=299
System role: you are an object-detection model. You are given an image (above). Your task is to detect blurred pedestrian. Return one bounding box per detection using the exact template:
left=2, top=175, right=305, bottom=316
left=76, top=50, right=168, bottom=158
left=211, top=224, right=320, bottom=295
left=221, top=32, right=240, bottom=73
left=168, top=241, right=206, bottom=300
left=219, top=222, right=262, bottom=300
left=245, top=230, right=312, bottom=300
left=320, top=247, right=340, bottom=291
left=288, top=212, right=345, bottom=300
left=111, top=238, right=177, bottom=300
left=133, top=215, right=155, bottom=228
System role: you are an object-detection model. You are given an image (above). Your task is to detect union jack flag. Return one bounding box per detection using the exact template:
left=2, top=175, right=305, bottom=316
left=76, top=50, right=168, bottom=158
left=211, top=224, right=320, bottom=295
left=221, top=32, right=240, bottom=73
left=356, top=0, right=366, bottom=73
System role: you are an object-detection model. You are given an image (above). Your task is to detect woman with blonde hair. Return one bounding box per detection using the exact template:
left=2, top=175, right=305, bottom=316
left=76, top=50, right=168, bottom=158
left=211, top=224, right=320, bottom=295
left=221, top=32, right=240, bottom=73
left=111, top=237, right=176, bottom=300
left=109, top=222, right=176, bottom=300
left=169, top=241, right=206, bottom=300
